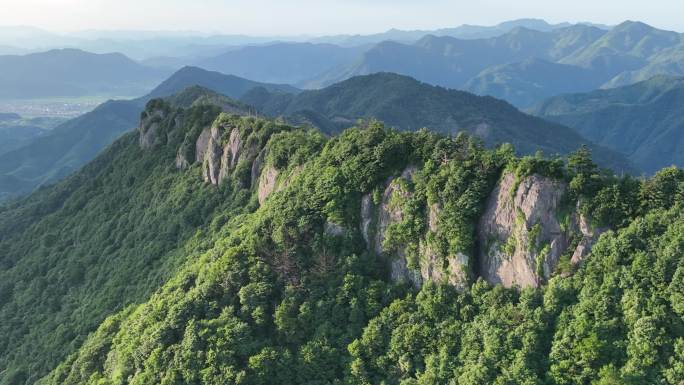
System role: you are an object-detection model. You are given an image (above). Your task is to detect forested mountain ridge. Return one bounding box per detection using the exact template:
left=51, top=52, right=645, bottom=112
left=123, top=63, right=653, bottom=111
left=241, top=72, right=636, bottom=173
left=1, top=91, right=684, bottom=384
left=0, top=67, right=294, bottom=202
left=532, top=75, right=684, bottom=173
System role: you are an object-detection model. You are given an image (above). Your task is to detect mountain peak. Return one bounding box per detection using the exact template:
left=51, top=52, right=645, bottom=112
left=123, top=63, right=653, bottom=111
left=613, top=20, right=654, bottom=32
left=146, top=66, right=299, bottom=101
left=498, top=18, right=554, bottom=31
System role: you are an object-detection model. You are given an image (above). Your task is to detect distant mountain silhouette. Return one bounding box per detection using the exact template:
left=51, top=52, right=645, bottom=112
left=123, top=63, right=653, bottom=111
left=0, top=48, right=170, bottom=99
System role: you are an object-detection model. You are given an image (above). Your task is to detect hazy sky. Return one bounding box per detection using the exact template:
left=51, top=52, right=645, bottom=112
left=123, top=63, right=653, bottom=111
left=2, top=0, right=682, bottom=35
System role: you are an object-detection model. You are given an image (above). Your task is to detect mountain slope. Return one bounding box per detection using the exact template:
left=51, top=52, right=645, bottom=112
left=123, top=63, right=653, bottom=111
left=464, top=58, right=602, bottom=108
left=560, top=21, right=683, bottom=79
left=1, top=96, right=682, bottom=385
left=0, top=116, right=66, bottom=155
left=0, top=101, right=142, bottom=201
left=0, top=67, right=296, bottom=201
left=242, top=73, right=635, bottom=172
left=0, top=101, right=248, bottom=384
left=198, top=43, right=367, bottom=85
left=0, top=49, right=169, bottom=99
left=532, top=75, right=684, bottom=173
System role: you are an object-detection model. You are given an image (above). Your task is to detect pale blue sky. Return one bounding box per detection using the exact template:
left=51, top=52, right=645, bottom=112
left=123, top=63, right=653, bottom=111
left=2, top=0, right=682, bottom=35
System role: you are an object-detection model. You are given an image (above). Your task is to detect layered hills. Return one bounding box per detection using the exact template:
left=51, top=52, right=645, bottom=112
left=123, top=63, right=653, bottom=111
left=242, top=72, right=634, bottom=172
left=306, top=21, right=684, bottom=108
left=532, top=75, right=684, bottom=173
left=0, top=49, right=169, bottom=99
left=0, top=68, right=637, bottom=202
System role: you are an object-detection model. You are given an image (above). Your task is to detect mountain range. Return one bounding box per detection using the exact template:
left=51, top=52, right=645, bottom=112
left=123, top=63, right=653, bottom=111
left=532, top=74, right=684, bottom=173
left=197, top=43, right=368, bottom=85
left=0, top=19, right=606, bottom=59
left=304, top=21, right=684, bottom=108
left=6, top=19, right=684, bottom=112
left=5, top=17, right=684, bottom=385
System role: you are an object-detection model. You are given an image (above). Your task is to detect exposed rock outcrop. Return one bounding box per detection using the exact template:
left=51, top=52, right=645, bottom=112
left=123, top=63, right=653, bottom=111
left=228, top=128, right=242, bottom=168
left=199, top=123, right=257, bottom=187
left=374, top=166, right=417, bottom=255
left=256, top=165, right=304, bottom=205
left=202, top=124, right=226, bottom=185
left=419, top=203, right=471, bottom=290
left=139, top=108, right=168, bottom=149
left=359, top=166, right=471, bottom=289
left=361, top=166, right=423, bottom=288
left=258, top=166, right=279, bottom=205
left=175, top=149, right=190, bottom=170
left=570, top=208, right=606, bottom=265
left=360, top=194, right=374, bottom=245
left=419, top=244, right=469, bottom=289
left=251, top=149, right=266, bottom=188
left=195, top=127, right=212, bottom=163
left=478, top=172, right=602, bottom=288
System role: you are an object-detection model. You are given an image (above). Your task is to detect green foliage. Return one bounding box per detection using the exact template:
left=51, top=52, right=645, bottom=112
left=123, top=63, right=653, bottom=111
left=2, top=101, right=684, bottom=385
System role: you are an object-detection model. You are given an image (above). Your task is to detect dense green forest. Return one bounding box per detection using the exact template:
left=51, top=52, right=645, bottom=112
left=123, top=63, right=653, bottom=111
left=1, top=94, right=684, bottom=385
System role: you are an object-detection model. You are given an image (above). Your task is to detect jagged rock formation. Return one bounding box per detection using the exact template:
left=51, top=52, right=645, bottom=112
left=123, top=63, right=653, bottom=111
left=202, top=124, right=225, bottom=185
left=175, top=149, right=190, bottom=170
left=141, top=103, right=604, bottom=291
left=359, top=167, right=421, bottom=287
left=359, top=168, right=604, bottom=290
left=570, top=205, right=605, bottom=265
left=257, top=165, right=279, bottom=204
left=360, top=166, right=470, bottom=289
left=478, top=172, right=602, bottom=288
left=139, top=106, right=169, bottom=149
left=194, top=127, right=212, bottom=163
left=419, top=202, right=472, bottom=290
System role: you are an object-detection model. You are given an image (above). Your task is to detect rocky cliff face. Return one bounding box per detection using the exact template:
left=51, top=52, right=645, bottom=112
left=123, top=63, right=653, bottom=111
left=197, top=119, right=264, bottom=187
left=139, top=107, right=170, bottom=149
left=359, top=169, right=603, bottom=290
left=478, top=172, right=602, bottom=288
left=360, top=166, right=470, bottom=290
left=478, top=173, right=566, bottom=287
left=202, top=124, right=226, bottom=185
left=257, top=165, right=279, bottom=205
